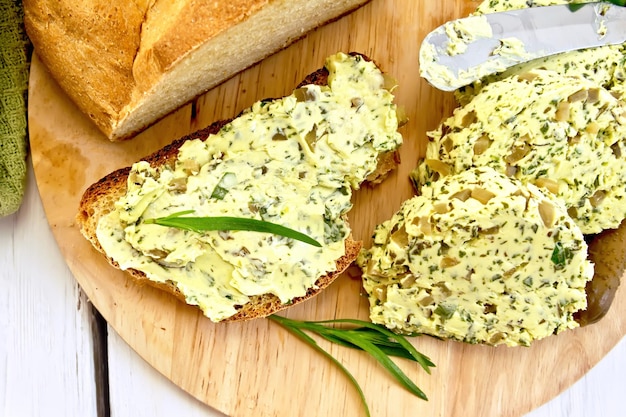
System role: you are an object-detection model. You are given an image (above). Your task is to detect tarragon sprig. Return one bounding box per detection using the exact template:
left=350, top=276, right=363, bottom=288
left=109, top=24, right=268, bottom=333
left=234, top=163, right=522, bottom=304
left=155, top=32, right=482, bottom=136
left=143, top=210, right=321, bottom=247
left=268, top=315, right=435, bottom=417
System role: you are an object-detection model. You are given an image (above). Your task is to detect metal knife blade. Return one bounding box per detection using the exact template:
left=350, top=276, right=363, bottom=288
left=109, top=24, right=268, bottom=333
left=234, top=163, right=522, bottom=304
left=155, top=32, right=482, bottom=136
left=419, top=3, right=626, bottom=91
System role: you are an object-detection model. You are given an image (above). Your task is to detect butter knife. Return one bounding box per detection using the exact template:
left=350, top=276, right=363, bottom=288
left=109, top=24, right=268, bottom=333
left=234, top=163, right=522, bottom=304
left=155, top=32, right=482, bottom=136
left=419, top=3, right=626, bottom=91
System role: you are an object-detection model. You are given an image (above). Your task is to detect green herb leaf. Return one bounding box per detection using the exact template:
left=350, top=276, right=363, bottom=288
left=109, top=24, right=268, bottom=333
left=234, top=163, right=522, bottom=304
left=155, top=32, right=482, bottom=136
left=269, top=319, right=371, bottom=417
left=551, top=241, right=572, bottom=269
left=310, top=318, right=435, bottom=373
left=144, top=210, right=322, bottom=247
left=210, top=172, right=237, bottom=200
left=268, top=315, right=434, bottom=415
left=434, top=303, right=456, bottom=320
left=569, top=0, right=625, bottom=11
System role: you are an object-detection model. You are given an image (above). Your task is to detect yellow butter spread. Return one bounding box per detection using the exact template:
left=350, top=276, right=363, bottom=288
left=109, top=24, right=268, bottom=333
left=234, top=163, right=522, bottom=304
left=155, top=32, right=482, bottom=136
left=96, top=52, right=403, bottom=322
left=360, top=0, right=623, bottom=346
left=433, top=0, right=626, bottom=235
left=463, top=0, right=626, bottom=104
left=416, top=69, right=626, bottom=234
left=419, top=14, right=537, bottom=90
left=358, top=167, right=593, bottom=347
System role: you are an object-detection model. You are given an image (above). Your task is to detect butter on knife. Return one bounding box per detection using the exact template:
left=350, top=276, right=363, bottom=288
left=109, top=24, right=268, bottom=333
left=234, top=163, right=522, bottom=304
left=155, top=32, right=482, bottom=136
left=419, top=2, right=626, bottom=91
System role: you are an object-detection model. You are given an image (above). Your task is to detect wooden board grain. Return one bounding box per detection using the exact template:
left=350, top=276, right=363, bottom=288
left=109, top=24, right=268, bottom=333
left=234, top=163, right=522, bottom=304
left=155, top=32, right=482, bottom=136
left=28, top=1, right=626, bottom=416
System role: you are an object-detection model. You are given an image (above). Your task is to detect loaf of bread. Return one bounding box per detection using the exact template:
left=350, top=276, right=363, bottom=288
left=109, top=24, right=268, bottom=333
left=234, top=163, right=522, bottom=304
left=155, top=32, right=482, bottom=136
left=23, top=0, right=370, bottom=141
left=76, top=52, right=403, bottom=322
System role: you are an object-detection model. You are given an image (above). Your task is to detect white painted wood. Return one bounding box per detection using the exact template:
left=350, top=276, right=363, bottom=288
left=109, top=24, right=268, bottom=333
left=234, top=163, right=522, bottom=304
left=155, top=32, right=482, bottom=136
left=526, top=337, right=626, bottom=417
left=0, top=161, right=98, bottom=417
left=107, top=326, right=224, bottom=417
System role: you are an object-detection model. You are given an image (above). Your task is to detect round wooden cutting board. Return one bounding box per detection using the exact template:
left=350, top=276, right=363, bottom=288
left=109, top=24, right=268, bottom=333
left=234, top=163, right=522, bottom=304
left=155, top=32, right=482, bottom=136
left=28, top=1, right=626, bottom=416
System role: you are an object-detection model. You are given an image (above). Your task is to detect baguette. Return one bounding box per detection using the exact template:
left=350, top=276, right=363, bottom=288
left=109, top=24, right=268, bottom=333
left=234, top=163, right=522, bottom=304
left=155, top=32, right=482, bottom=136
left=23, top=0, right=371, bottom=141
left=77, top=52, right=403, bottom=322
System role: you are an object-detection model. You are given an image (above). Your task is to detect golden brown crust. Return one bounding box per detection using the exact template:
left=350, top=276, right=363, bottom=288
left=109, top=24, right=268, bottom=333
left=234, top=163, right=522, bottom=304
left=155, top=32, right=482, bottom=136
left=76, top=57, right=395, bottom=321
left=23, top=0, right=149, bottom=137
left=24, top=0, right=371, bottom=140
left=133, top=0, right=270, bottom=88
left=76, top=120, right=362, bottom=321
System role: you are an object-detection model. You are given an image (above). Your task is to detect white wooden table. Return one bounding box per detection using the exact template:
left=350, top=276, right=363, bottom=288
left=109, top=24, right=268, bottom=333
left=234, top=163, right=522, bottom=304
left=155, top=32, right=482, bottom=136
left=1, top=159, right=625, bottom=417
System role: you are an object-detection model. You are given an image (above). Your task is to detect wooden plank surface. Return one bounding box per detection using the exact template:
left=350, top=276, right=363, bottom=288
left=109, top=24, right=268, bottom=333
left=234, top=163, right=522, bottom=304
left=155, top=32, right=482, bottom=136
left=0, top=164, right=99, bottom=417
left=2, top=160, right=625, bottom=417
left=27, top=1, right=626, bottom=416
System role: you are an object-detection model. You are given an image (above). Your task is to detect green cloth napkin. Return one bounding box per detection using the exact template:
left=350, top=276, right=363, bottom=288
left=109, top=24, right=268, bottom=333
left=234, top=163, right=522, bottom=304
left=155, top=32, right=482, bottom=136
left=0, top=0, right=30, bottom=217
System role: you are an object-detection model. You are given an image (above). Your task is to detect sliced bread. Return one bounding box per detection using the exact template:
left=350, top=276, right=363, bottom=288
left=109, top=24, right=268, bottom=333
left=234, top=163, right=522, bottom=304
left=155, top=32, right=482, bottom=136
left=77, top=52, right=403, bottom=322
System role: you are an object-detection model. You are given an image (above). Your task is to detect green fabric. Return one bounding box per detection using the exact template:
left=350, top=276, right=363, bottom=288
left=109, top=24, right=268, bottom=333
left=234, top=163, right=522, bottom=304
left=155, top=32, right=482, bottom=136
left=0, top=0, right=29, bottom=217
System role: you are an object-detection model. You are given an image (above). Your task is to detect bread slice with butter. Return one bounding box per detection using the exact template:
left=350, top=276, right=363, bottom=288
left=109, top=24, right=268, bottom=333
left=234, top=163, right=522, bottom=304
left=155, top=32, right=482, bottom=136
left=416, top=69, right=626, bottom=235
left=77, top=52, right=403, bottom=322
left=358, top=167, right=593, bottom=347
left=23, top=0, right=371, bottom=141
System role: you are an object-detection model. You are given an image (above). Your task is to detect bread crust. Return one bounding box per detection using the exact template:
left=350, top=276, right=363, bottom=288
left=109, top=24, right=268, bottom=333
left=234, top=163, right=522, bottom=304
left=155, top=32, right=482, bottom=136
left=24, top=0, right=371, bottom=140
left=77, top=57, right=397, bottom=321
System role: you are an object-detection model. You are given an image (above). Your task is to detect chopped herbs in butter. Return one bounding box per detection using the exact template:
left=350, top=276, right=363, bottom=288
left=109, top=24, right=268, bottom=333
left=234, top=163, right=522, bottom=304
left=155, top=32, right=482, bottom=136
left=358, top=167, right=593, bottom=347
left=415, top=69, right=626, bottom=234
left=96, top=52, right=403, bottom=322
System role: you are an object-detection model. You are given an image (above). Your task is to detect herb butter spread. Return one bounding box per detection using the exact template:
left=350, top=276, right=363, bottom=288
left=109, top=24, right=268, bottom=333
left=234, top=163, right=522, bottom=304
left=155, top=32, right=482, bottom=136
left=462, top=0, right=626, bottom=104
left=96, top=52, right=403, bottom=322
left=358, top=167, right=593, bottom=347
left=419, top=13, right=537, bottom=91
left=416, top=69, right=626, bottom=234
left=416, top=0, right=626, bottom=235
left=443, top=15, right=493, bottom=56
left=419, top=15, right=499, bottom=90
